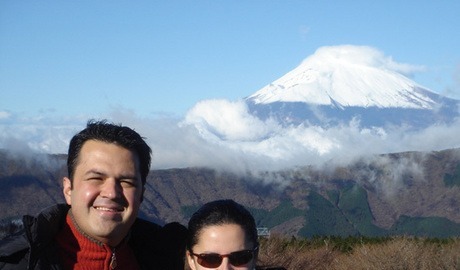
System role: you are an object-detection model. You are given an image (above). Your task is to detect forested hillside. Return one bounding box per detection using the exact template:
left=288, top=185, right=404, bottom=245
left=1, top=148, right=459, bottom=238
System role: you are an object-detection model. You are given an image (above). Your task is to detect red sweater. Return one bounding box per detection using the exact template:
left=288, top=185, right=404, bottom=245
left=55, top=212, right=140, bottom=270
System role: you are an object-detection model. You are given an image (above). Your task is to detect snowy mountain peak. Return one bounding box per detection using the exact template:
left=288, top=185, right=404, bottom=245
left=247, top=45, right=437, bottom=109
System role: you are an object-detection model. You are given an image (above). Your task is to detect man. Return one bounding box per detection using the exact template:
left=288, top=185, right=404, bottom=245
left=0, top=120, right=186, bottom=269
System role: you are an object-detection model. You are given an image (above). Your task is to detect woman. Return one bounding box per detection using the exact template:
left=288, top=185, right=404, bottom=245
left=186, top=199, right=259, bottom=270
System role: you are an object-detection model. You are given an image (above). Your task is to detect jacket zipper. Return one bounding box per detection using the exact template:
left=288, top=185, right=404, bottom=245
left=110, top=248, right=117, bottom=269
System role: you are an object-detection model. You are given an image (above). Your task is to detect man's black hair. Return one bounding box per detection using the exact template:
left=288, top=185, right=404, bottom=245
left=67, top=119, right=152, bottom=185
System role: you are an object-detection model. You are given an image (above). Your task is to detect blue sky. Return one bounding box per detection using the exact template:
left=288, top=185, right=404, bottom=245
left=1, top=1, right=459, bottom=170
left=1, top=1, right=459, bottom=118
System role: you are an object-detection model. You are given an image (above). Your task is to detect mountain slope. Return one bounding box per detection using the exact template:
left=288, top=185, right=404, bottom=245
left=1, top=148, right=460, bottom=238
left=246, top=45, right=459, bottom=128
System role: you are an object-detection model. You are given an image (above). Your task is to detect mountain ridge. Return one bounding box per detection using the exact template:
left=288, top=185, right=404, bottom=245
left=245, top=45, right=460, bottom=129
left=247, top=45, right=441, bottom=109
left=1, top=148, right=459, bottom=238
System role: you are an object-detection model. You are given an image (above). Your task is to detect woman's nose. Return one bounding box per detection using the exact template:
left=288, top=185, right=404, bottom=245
left=219, top=258, right=233, bottom=270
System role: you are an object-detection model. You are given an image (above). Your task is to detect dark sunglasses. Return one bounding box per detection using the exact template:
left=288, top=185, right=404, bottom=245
left=190, top=246, right=258, bottom=268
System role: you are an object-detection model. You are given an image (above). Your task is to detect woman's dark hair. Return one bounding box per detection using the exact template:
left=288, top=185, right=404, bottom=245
left=186, top=199, right=258, bottom=251
left=67, top=119, right=152, bottom=185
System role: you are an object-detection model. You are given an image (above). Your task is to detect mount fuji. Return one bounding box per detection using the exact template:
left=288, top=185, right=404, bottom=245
left=183, top=45, right=459, bottom=170
left=246, top=45, right=459, bottom=128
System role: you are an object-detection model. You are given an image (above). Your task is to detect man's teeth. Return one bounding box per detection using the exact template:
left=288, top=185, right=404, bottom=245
left=95, top=207, right=120, bottom=212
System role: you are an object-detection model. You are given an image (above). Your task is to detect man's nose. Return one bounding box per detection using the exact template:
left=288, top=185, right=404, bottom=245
left=100, top=178, right=122, bottom=198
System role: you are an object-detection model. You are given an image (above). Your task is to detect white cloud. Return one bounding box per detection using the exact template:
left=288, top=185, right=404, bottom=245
left=2, top=104, right=459, bottom=175
left=0, top=111, right=11, bottom=120
left=304, top=45, right=426, bottom=76
left=183, top=99, right=278, bottom=141
left=0, top=115, right=86, bottom=154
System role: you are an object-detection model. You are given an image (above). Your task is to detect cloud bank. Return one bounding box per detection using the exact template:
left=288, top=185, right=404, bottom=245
left=1, top=102, right=459, bottom=174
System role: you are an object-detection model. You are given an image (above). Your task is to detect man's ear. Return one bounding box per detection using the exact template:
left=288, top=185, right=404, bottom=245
left=63, top=177, right=72, bottom=205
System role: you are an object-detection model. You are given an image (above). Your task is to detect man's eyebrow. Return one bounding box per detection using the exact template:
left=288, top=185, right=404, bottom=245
left=85, top=169, right=137, bottom=179
left=84, top=169, right=106, bottom=176
left=118, top=174, right=137, bottom=179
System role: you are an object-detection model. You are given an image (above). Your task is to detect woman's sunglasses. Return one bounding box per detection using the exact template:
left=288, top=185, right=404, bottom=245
left=190, top=246, right=258, bottom=268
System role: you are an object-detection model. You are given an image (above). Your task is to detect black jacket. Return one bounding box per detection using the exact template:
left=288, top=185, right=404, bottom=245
left=0, top=204, right=187, bottom=270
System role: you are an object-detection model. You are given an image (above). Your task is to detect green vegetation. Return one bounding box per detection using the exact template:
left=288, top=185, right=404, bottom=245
left=182, top=201, right=305, bottom=229
left=300, top=191, right=358, bottom=237
left=338, top=185, right=387, bottom=236
left=390, top=215, right=460, bottom=238
left=180, top=184, right=460, bottom=239
left=326, top=189, right=340, bottom=205
left=444, top=163, right=460, bottom=187
left=250, top=200, right=304, bottom=228
left=299, top=184, right=386, bottom=238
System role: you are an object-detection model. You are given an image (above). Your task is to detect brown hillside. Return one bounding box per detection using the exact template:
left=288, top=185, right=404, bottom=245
left=1, top=148, right=459, bottom=237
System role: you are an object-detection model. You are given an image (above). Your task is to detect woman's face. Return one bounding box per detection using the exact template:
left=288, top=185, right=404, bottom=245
left=187, top=224, right=257, bottom=270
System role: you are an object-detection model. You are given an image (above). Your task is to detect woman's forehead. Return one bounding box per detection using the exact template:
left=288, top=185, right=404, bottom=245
left=194, top=224, right=252, bottom=253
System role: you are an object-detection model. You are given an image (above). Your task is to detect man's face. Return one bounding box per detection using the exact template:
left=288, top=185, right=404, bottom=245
left=63, top=140, right=144, bottom=246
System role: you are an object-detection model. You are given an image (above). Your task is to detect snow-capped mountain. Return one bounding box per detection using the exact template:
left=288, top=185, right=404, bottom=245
left=246, top=45, right=459, bottom=128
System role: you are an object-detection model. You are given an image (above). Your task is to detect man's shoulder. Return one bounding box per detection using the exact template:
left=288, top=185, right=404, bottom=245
left=0, top=203, right=67, bottom=244
left=0, top=204, right=69, bottom=263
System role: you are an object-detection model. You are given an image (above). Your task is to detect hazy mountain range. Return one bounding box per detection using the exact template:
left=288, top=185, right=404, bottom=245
left=1, top=148, right=459, bottom=238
